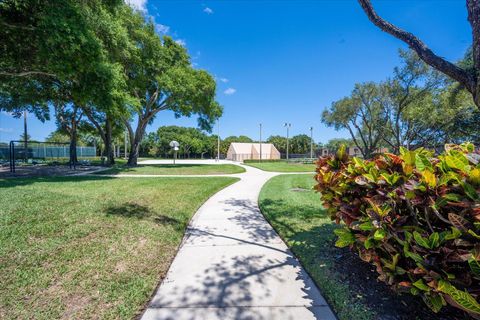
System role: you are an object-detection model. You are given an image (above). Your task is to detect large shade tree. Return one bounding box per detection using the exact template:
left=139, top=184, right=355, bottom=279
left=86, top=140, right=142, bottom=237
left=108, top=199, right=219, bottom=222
left=324, top=138, right=355, bottom=152
left=358, top=0, right=480, bottom=109
left=266, top=135, right=287, bottom=154
left=290, top=134, right=316, bottom=154
left=0, top=0, right=129, bottom=166
left=379, top=50, right=444, bottom=152
left=324, top=50, right=478, bottom=156
left=0, top=0, right=123, bottom=108
left=156, top=126, right=209, bottom=158
left=121, top=11, right=221, bottom=165
left=322, top=82, right=388, bottom=159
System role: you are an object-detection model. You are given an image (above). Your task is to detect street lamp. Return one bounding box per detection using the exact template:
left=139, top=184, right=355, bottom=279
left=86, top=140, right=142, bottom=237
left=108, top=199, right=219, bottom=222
left=259, top=123, right=262, bottom=161
left=284, top=123, right=291, bottom=160
left=216, top=119, right=220, bottom=162
left=309, top=126, right=313, bottom=159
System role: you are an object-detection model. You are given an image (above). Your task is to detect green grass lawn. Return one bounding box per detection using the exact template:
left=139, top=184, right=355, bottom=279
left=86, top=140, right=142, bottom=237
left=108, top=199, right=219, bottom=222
left=246, top=161, right=315, bottom=172
left=41, top=157, right=150, bottom=166
left=259, top=174, right=375, bottom=320
left=0, top=176, right=238, bottom=320
left=95, top=163, right=245, bottom=175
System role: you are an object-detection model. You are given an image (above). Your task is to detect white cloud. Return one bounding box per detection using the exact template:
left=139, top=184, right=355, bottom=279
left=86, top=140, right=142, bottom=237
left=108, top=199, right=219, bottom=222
left=224, top=88, right=236, bottom=95
left=219, top=78, right=229, bottom=83
left=155, top=23, right=170, bottom=34
left=175, top=39, right=186, bottom=47
left=203, top=7, right=214, bottom=14
left=1, top=111, right=13, bottom=116
left=126, top=0, right=148, bottom=12
left=192, top=51, right=201, bottom=60
left=0, top=128, right=13, bottom=133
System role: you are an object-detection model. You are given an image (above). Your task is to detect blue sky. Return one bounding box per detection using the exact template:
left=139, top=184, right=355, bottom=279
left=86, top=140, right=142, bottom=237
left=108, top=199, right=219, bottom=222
left=0, top=0, right=471, bottom=144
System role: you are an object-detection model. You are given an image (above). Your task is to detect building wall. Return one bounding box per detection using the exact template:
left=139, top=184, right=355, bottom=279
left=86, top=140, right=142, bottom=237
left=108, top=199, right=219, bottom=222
left=226, top=143, right=281, bottom=161
left=226, top=145, right=235, bottom=160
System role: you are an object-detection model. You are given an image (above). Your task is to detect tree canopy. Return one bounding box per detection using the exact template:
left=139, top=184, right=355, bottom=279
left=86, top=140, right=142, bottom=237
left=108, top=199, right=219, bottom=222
left=323, top=49, right=478, bottom=158
left=0, top=1, right=222, bottom=166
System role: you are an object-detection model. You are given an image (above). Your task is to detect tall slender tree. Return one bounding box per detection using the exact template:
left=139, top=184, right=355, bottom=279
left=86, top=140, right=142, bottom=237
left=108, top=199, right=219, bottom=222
left=379, top=50, right=443, bottom=152
left=322, top=82, right=388, bottom=158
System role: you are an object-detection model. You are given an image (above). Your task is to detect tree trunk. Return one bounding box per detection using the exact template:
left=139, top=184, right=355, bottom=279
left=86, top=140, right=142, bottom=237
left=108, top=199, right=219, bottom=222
left=81, top=107, right=114, bottom=166
left=105, top=116, right=115, bottom=166
left=127, top=120, right=147, bottom=166
left=69, top=117, right=77, bottom=167
left=468, top=0, right=480, bottom=107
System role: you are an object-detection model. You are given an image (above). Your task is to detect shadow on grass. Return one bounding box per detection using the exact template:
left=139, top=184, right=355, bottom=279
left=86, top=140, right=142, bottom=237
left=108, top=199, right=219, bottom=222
left=259, top=197, right=338, bottom=271
left=104, top=202, right=184, bottom=230
left=105, top=203, right=152, bottom=219
left=96, top=163, right=241, bottom=175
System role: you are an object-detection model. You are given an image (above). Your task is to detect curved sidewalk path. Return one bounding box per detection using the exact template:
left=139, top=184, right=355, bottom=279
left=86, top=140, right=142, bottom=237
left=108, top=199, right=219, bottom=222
left=141, top=164, right=336, bottom=320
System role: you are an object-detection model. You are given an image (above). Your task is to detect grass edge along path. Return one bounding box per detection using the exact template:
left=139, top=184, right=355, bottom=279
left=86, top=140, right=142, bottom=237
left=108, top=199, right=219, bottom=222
left=94, top=163, right=245, bottom=175
left=258, top=174, right=375, bottom=320
left=245, top=161, right=315, bottom=172
left=0, top=176, right=239, bottom=320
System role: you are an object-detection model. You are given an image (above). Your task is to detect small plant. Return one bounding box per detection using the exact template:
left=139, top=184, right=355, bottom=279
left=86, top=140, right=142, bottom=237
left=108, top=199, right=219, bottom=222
left=315, top=143, right=480, bottom=318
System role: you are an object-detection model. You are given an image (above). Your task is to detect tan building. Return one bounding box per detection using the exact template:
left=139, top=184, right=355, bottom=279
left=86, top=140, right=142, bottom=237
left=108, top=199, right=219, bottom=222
left=226, top=143, right=281, bottom=162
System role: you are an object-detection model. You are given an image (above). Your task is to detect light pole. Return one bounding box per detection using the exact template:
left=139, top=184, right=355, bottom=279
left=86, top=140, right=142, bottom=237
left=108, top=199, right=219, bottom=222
left=259, top=123, right=262, bottom=161
left=216, top=118, right=220, bottom=161
left=284, top=123, right=291, bottom=160
left=310, top=126, right=313, bottom=159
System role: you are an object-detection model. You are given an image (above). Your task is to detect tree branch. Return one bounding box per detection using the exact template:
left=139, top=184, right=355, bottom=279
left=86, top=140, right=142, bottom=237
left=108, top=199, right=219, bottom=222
left=82, top=107, right=106, bottom=143
left=0, top=71, right=57, bottom=78
left=358, top=0, right=475, bottom=93
left=1, top=22, right=35, bottom=30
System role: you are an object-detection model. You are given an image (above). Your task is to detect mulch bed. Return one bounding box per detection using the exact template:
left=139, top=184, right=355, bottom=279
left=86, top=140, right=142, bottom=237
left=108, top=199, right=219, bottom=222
left=333, top=247, right=467, bottom=320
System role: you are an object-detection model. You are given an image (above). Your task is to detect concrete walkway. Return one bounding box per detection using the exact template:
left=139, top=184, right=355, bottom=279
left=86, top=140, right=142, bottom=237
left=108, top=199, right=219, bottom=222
left=141, top=164, right=336, bottom=320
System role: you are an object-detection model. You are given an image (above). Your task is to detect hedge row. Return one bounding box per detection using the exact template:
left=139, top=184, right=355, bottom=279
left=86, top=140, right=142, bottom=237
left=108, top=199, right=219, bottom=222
left=314, top=143, right=480, bottom=318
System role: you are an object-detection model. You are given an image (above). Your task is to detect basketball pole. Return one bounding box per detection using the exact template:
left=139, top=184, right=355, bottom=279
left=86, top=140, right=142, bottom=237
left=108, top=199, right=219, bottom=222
left=259, top=123, right=262, bottom=161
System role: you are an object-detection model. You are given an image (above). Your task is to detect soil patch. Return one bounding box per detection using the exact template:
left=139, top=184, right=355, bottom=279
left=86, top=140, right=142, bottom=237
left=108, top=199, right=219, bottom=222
left=332, top=246, right=467, bottom=320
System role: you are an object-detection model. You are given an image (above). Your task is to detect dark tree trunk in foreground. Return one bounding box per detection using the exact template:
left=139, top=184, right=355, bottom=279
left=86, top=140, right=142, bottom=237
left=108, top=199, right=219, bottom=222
left=358, top=0, right=480, bottom=108
left=105, top=116, right=115, bottom=165
left=125, top=118, right=148, bottom=166
left=56, top=104, right=82, bottom=167
left=69, top=118, right=77, bottom=166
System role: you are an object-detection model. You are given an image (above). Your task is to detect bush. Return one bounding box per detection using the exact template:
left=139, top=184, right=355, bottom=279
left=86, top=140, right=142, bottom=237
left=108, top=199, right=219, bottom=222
left=314, top=143, right=480, bottom=318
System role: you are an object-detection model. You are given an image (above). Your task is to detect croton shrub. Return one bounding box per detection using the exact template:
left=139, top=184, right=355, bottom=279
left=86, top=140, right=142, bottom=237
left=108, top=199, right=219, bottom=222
left=314, top=143, right=480, bottom=318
